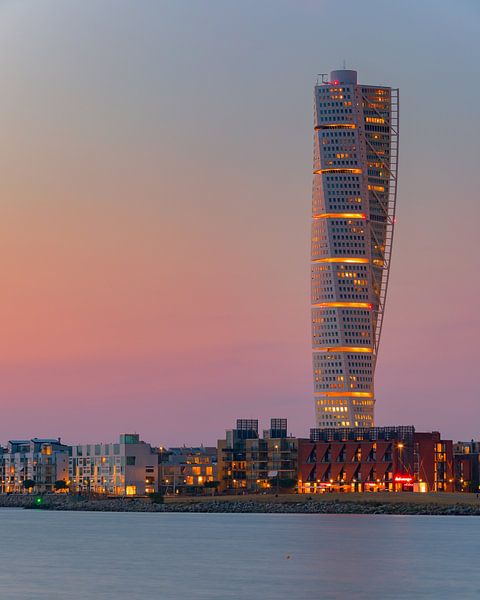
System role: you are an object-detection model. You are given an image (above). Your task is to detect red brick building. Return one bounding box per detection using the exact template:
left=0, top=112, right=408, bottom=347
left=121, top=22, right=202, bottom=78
left=298, top=426, right=453, bottom=493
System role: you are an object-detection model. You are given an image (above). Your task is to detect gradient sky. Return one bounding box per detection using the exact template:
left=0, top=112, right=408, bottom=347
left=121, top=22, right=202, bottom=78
left=0, top=0, right=478, bottom=445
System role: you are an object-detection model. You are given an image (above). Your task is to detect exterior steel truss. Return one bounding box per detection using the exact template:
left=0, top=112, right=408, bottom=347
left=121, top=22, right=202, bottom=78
left=364, top=89, right=399, bottom=354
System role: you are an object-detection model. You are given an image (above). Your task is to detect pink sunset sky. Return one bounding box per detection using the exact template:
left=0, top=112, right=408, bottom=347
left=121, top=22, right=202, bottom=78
left=0, top=0, right=478, bottom=445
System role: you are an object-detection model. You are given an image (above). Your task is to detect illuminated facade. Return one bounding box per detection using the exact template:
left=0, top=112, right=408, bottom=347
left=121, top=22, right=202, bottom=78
left=311, top=69, right=399, bottom=427
left=159, top=446, right=217, bottom=495
left=217, top=419, right=299, bottom=493
left=298, top=427, right=453, bottom=493
left=454, top=441, right=480, bottom=493
left=69, top=434, right=159, bottom=496
left=0, top=438, right=69, bottom=493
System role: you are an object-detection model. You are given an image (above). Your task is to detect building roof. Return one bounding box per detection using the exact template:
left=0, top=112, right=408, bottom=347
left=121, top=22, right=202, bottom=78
left=168, top=447, right=216, bottom=455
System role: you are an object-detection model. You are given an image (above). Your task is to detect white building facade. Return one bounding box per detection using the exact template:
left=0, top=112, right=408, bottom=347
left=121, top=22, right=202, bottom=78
left=311, top=69, right=399, bottom=428
left=1, top=439, right=70, bottom=493
left=69, top=434, right=159, bottom=496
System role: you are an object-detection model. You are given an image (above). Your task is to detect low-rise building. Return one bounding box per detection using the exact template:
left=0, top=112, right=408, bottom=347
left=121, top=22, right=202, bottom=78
left=69, top=434, right=159, bottom=496
left=218, top=419, right=299, bottom=493
left=454, top=441, right=480, bottom=493
left=298, top=426, right=453, bottom=493
left=0, top=438, right=70, bottom=493
left=159, top=446, right=217, bottom=495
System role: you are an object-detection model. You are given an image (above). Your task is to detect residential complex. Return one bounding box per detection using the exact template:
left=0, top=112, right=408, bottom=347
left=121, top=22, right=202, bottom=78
left=0, top=438, right=69, bottom=493
left=159, top=446, right=217, bottom=495
left=454, top=441, right=480, bottom=493
left=311, top=69, right=399, bottom=428
left=298, top=426, right=453, bottom=494
left=217, top=419, right=299, bottom=493
left=69, top=434, right=159, bottom=496
left=0, top=426, right=477, bottom=496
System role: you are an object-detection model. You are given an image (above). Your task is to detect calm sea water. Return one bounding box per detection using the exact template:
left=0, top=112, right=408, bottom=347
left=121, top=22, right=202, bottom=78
left=1, top=508, right=479, bottom=599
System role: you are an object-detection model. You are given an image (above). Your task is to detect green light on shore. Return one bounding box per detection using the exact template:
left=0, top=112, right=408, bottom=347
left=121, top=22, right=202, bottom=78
left=35, top=497, right=43, bottom=506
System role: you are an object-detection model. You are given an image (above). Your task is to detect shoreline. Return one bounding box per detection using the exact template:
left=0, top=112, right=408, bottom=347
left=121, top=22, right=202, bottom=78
left=1, top=493, right=480, bottom=516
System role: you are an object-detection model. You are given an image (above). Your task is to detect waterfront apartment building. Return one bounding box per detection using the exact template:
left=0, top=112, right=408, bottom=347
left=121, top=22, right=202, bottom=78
left=454, top=441, right=480, bottom=493
left=311, top=69, right=399, bottom=428
left=298, top=426, right=453, bottom=493
left=218, top=419, right=299, bottom=493
left=0, top=438, right=70, bottom=493
left=69, top=434, right=159, bottom=496
left=159, top=446, right=217, bottom=495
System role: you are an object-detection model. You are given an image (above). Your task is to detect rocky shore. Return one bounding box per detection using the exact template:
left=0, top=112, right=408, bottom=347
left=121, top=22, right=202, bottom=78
left=1, top=494, right=480, bottom=515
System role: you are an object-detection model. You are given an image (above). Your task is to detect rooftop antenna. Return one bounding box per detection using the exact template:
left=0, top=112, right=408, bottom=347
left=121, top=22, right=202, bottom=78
left=342, top=59, right=347, bottom=69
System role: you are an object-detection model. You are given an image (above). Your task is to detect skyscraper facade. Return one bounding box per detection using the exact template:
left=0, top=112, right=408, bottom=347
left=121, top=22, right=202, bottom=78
left=311, top=69, right=399, bottom=428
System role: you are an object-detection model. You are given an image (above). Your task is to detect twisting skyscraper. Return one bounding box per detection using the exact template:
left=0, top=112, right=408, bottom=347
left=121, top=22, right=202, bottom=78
left=311, top=69, right=399, bottom=428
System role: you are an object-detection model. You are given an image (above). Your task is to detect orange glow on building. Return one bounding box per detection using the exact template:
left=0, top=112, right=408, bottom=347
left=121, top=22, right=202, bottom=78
left=312, top=346, right=374, bottom=354
left=314, top=124, right=356, bottom=130
left=313, top=168, right=362, bottom=175
left=312, top=258, right=369, bottom=264
left=312, top=302, right=372, bottom=309
left=313, top=213, right=367, bottom=220
left=314, top=391, right=374, bottom=398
